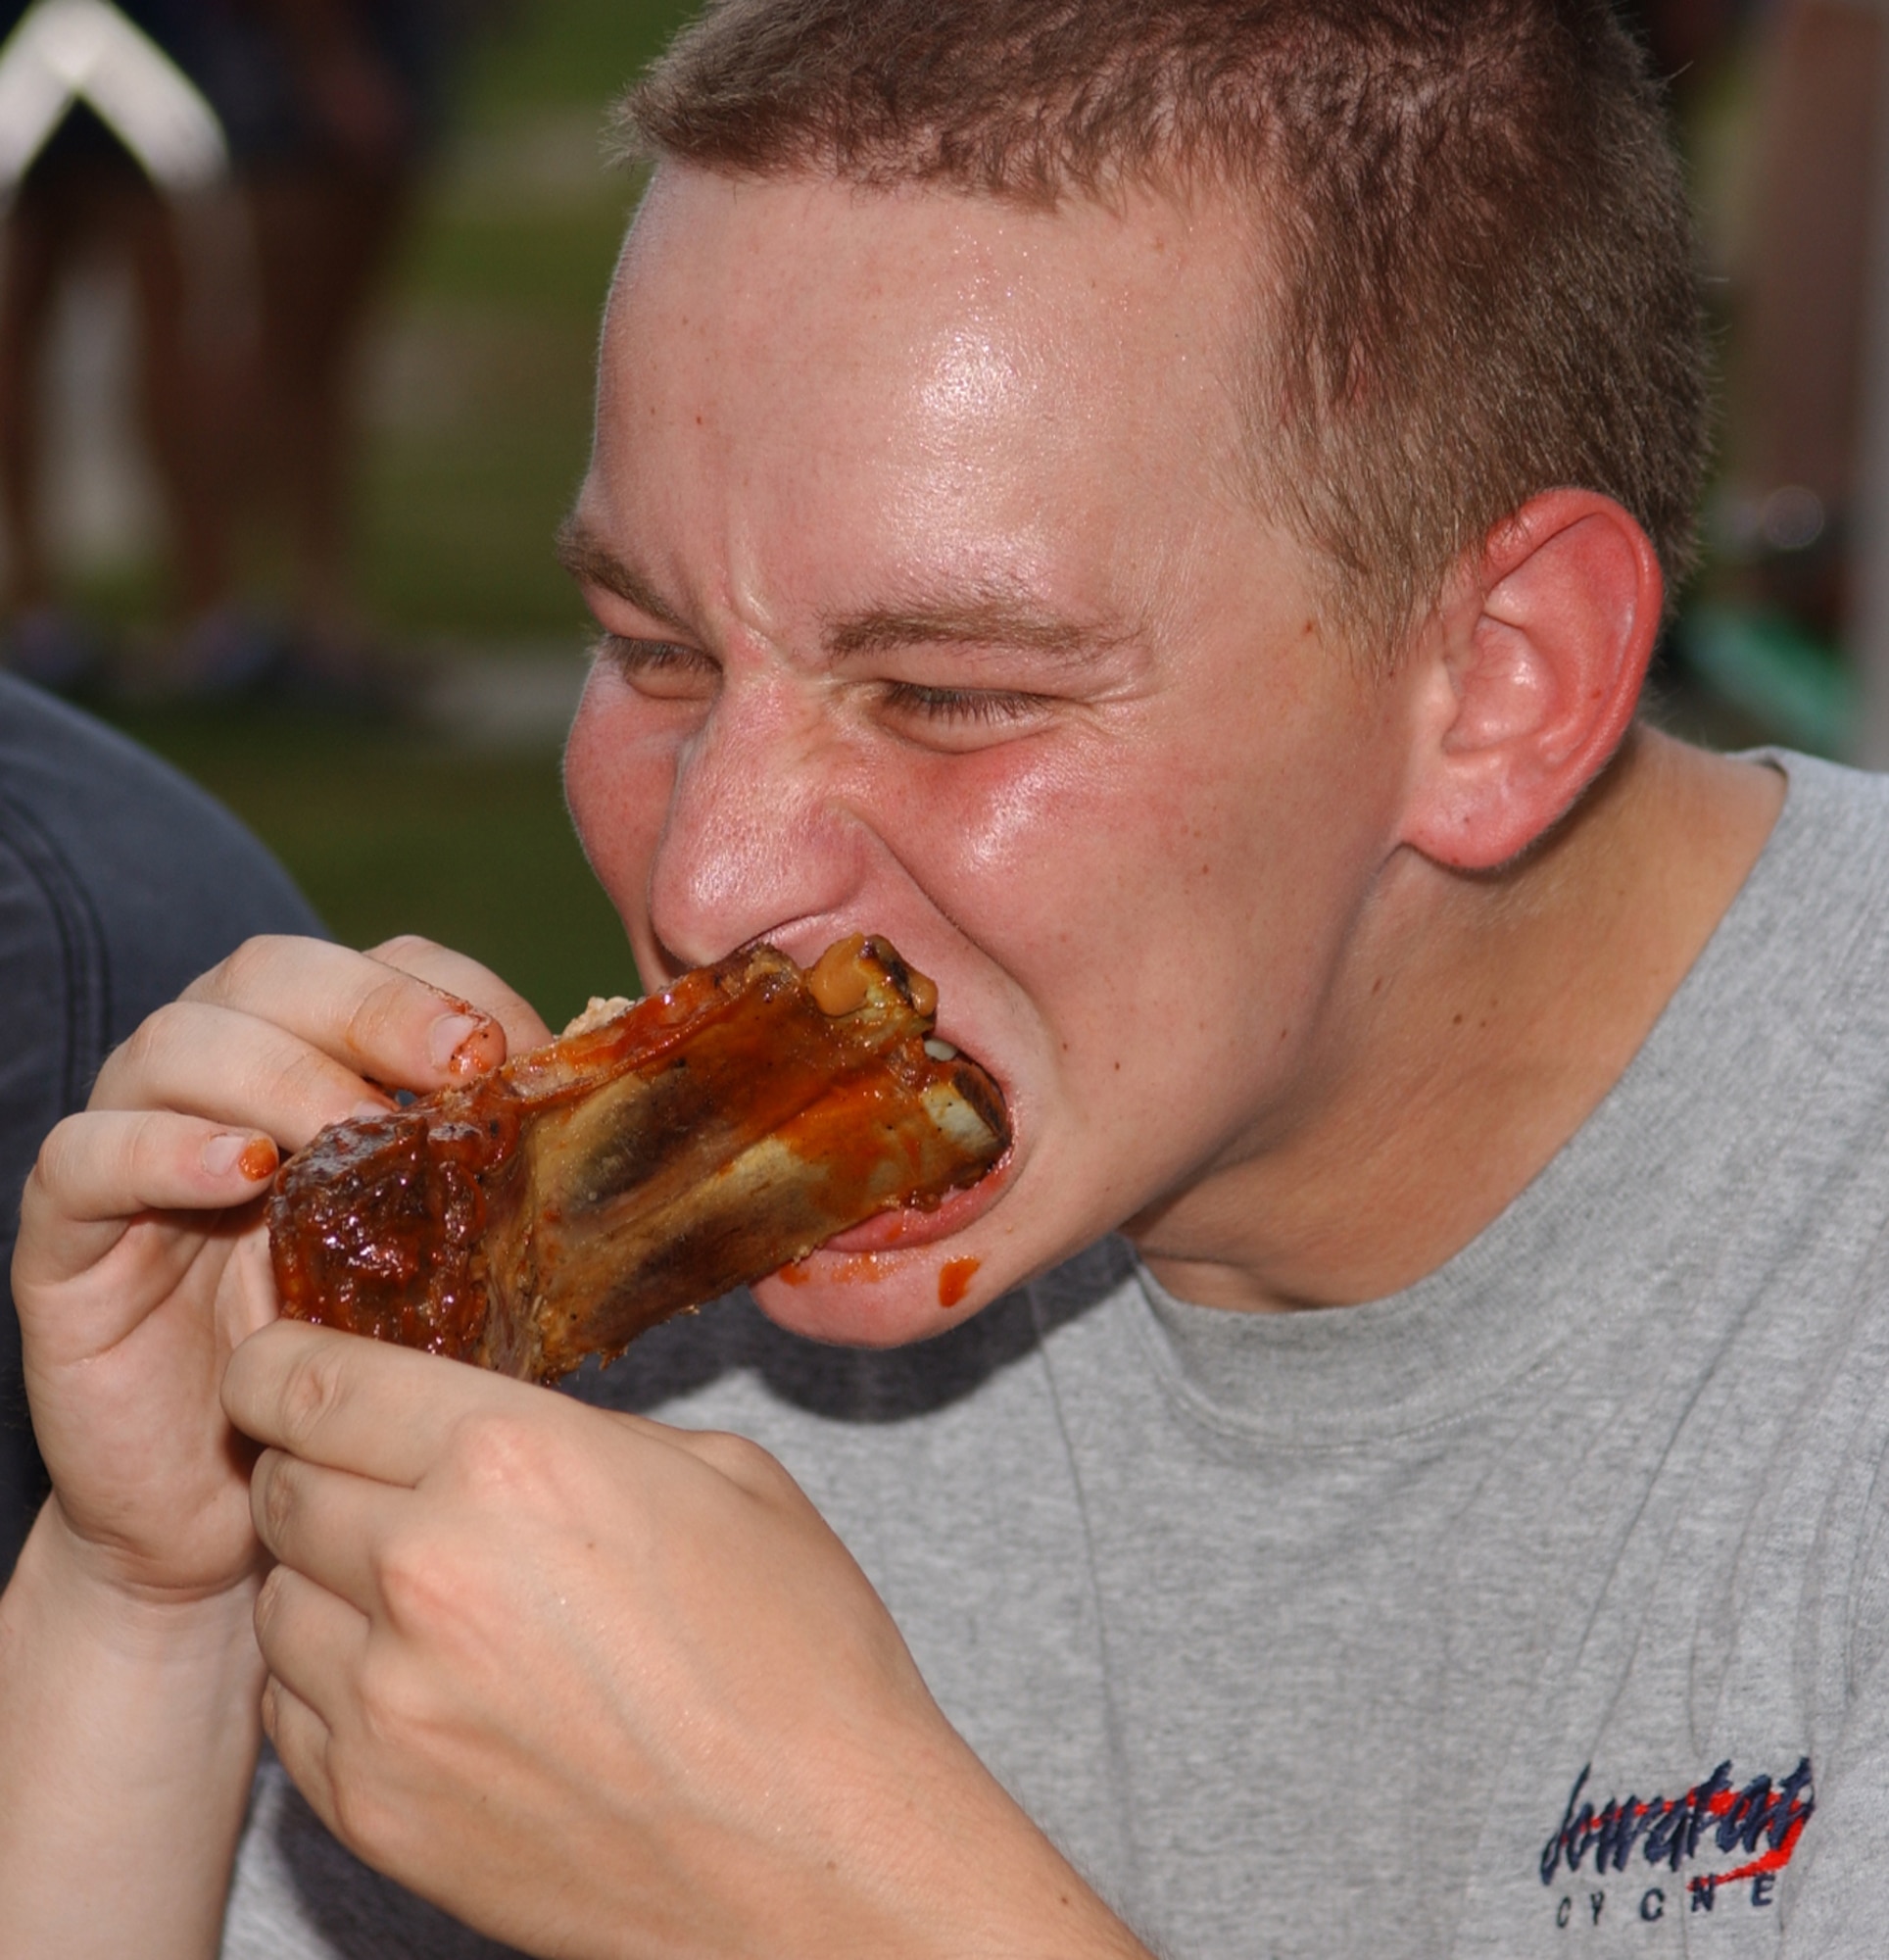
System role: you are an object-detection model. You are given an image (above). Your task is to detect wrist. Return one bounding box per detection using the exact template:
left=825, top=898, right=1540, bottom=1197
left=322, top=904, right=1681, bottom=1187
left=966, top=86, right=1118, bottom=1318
left=827, top=1724, right=1153, bottom=1960
left=0, top=1508, right=266, bottom=1960
left=21, top=1497, right=264, bottom=1664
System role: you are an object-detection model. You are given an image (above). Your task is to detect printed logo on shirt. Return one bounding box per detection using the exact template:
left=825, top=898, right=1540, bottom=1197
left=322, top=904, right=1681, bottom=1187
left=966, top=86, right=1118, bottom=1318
left=1537, top=1757, right=1815, bottom=1930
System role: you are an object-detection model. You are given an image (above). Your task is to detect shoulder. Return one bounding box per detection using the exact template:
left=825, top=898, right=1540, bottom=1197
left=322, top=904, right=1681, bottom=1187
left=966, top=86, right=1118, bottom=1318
left=1678, top=753, right=1889, bottom=1103
left=1756, top=752, right=1889, bottom=923
left=0, top=676, right=322, bottom=1043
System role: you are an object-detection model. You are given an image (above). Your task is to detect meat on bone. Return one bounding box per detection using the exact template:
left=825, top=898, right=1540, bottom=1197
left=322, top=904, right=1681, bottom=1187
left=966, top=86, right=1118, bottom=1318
left=266, top=937, right=1009, bottom=1382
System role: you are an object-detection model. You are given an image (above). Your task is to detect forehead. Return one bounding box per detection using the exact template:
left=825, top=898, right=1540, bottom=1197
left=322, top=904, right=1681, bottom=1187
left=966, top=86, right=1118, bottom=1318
left=584, top=167, right=1268, bottom=621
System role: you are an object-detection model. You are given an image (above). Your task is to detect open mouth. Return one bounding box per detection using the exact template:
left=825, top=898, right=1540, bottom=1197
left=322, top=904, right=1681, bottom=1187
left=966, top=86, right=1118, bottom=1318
left=268, top=936, right=1009, bottom=1378
left=815, top=1138, right=1014, bottom=1252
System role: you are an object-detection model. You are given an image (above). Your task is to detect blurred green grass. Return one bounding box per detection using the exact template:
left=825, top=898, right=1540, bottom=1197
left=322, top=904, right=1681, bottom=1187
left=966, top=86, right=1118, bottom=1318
left=114, top=702, right=638, bottom=1032
left=358, top=0, right=702, bottom=640
left=105, top=0, right=704, bottom=1022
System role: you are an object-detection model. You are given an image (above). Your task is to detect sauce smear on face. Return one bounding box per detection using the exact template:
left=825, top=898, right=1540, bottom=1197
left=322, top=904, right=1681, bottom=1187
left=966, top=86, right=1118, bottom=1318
left=938, top=1256, right=980, bottom=1308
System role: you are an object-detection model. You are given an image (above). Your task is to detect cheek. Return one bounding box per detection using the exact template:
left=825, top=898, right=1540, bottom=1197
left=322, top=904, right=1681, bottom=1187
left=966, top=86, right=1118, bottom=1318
left=864, top=733, right=1207, bottom=1093
left=872, top=736, right=1153, bottom=948
left=875, top=700, right=1392, bottom=1150
left=562, top=678, right=678, bottom=944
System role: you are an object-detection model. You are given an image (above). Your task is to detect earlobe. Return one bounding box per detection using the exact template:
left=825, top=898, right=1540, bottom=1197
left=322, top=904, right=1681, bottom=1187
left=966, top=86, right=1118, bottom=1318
left=1400, top=490, right=1665, bottom=871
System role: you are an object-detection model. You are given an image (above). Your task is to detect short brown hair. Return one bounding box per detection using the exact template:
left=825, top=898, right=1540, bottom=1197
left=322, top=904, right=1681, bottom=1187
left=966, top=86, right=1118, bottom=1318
left=618, top=1, right=1707, bottom=656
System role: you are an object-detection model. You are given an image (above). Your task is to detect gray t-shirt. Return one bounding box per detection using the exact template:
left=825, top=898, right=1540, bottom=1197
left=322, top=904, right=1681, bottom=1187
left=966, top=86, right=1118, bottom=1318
left=224, top=751, right=1889, bottom=1958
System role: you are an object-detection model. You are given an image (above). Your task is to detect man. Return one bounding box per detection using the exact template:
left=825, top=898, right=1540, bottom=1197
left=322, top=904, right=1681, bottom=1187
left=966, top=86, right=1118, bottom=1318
left=0, top=0, right=234, bottom=688
left=1, top=2, right=1879, bottom=1954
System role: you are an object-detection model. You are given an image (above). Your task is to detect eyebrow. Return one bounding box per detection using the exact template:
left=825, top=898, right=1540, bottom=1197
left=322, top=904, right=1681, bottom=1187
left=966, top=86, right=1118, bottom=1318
left=557, top=516, right=1132, bottom=664
left=822, top=595, right=1129, bottom=663
left=555, top=518, right=691, bottom=635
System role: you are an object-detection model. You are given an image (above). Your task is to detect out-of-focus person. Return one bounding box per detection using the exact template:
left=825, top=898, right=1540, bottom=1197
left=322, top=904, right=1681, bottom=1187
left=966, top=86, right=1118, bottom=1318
left=203, top=0, right=473, bottom=699
left=1720, top=0, right=1884, bottom=647
left=1616, top=0, right=1754, bottom=96
left=0, top=667, right=321, bottom=1582
left=0, top=0, right=240, bottom=691
left=0, top=1, right=479, bottom=702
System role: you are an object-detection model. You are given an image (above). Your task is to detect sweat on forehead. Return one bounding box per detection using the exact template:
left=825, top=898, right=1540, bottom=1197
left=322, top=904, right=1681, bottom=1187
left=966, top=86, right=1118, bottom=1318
left=612, top=0, right=1709, bottom=660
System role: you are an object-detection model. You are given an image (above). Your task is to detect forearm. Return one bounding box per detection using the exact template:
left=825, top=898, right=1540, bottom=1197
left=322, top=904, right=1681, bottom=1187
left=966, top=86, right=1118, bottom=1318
left=0, top=1503, right=266, bottom=1960
left=839, top=1732, right=1156, bottom=1960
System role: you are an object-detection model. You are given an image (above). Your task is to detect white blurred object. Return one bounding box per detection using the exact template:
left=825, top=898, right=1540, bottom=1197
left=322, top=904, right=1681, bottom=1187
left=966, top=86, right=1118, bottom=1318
left=0, top=258, right=161, bottom=592
left=0, top=0, right=226, bottom=196
left=42, top=262, right=161, bottom=573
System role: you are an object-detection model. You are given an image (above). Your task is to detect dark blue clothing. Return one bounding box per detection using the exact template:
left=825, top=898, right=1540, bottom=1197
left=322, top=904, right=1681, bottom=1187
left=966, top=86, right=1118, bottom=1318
left=0, top=0, right=463, bottom=175
left=0, top=674, right=320, bottom=1578
left=180, top=1, right=462, bottom=168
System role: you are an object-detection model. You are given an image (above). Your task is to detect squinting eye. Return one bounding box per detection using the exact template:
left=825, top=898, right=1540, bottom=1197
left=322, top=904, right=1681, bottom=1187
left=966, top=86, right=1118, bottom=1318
left=592, top=633, right=718, bottom=699
left=879, top=681, right=1047, bottom=726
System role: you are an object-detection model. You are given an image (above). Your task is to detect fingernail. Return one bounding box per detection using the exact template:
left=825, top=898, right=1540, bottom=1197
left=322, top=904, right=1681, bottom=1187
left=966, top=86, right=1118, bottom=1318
left=430, top=1010, right=497, bottom=1076
left=204, top=1133, right=275, bottom=1181
left=351, top=1099, right=393, bottom=1122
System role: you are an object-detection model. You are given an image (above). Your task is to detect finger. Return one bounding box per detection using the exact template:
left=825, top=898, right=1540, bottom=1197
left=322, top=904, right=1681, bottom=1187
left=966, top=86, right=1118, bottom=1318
left=219, top=1229, right=282, bottom=1351
left=254, top=1561, right=369, bottom=1729
left=366, top=934, right=555, bottom=1054
left=251, top=1446, right=401, bottom=1611
left=223, top=1320, right=521, bottom=1487
left=262, top=1669, right=341, bottom=1839
left=14, top=1110, right=278, bottom=1288
left=93, top=1001, right=395, bottom=1147
left=179, top=934, right=508, bottom=1091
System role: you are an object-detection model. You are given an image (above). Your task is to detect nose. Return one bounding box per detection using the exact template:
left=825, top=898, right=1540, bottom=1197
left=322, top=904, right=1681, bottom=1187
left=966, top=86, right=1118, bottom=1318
left=645, top=672, right=869, bottom=968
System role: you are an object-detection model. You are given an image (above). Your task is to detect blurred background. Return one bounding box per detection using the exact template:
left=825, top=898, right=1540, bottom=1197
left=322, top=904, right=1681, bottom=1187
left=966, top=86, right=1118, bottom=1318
left=0, top=0, right=702, bottom=1025
left=1, top=0, right=1888, bottom=1025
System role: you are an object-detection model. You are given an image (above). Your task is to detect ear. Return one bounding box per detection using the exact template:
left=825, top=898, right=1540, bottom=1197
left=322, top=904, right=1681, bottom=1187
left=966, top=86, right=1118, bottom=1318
left=1398, top=490, right=1665, bottom=871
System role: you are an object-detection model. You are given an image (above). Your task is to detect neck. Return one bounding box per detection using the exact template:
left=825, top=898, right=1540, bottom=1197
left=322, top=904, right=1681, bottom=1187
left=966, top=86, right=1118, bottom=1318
left=1134, top=729, right=1786, bottom=1312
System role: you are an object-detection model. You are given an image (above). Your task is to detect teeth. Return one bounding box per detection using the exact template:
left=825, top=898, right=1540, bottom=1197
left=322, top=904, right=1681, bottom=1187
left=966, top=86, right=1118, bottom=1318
left=924, top=1038, right=959, bottom=1061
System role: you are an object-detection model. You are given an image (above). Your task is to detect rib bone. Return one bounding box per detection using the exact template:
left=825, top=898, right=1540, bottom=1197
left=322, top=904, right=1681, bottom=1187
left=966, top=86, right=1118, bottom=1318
left=266, top=938, right=1008, bottom=1380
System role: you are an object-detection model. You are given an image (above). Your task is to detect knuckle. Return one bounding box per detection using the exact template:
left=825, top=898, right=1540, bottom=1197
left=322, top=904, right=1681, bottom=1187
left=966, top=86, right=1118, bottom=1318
left=107, top=1006, right=176, bottom=1094
left=342, top=968, right=443, bottom=1067
left=691, top=1427, right=792, bottom=1499
left=126, top=1108, right=178, bottom=1182
left=28, top=1112, right=91, bottom=1199
left=203, top=934, right=289, bottom=1004
left=367, top=932, right=444, bottom=971
left=275, top=1043, right=349, bottom=1117
left=254, top=1562, right=288, bottom=1641
left=351, top=1645, right=431, bottom=1762
left=276, top=1344, right=348, bottom=1452
left=370, top=1531, right=458, bottom=1634
left=448, top=1408, right=559, bottom=1507
left=255, top=1455, right=299, bottom=1546
left=323, top=1740, right=397, bottom=1859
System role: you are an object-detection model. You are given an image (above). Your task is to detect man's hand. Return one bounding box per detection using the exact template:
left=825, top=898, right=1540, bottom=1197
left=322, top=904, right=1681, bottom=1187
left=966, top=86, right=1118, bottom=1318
left=224, top=1320, right=1152, bottom=1960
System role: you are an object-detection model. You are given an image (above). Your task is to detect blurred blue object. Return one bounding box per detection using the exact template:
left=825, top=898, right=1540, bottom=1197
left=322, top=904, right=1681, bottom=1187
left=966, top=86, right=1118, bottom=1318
left=1677, top=603, right=1858, bottom=757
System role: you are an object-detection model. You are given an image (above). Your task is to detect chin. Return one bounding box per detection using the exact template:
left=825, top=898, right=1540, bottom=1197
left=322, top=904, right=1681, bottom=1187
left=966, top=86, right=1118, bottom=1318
left=750, top=1256, right=977, bottom=1347
left=749, top=1169, right=1015, bottom=1346
left=747, top=1249, right=999, bottom=1347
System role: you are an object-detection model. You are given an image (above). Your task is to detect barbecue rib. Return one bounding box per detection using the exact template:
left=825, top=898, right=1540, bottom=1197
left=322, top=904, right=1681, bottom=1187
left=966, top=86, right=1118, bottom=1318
left=266, top=938, right=1008, bottom=1381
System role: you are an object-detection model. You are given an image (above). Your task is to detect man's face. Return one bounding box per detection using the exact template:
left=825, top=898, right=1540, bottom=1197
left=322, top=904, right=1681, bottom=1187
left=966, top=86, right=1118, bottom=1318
left=562, top=166, right=1422, bottom=1345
